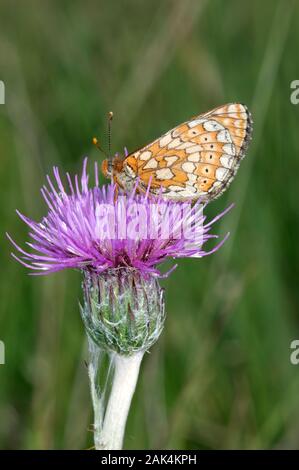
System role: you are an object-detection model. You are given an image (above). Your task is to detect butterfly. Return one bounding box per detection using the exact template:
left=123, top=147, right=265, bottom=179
left=101, top=103, right=253, bottom=203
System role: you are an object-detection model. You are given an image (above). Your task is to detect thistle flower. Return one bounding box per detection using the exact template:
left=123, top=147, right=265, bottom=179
left=8, top=158, right=231, bottom=277
left=8, top=157, right=232, bottom=450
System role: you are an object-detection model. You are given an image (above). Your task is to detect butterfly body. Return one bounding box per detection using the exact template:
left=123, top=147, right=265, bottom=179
left=102, top=103, right=253, bottom=203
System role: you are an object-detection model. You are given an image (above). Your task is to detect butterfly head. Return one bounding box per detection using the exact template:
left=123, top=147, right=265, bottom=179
left=101, top=154, right=124, bottom=179
left=101, top=158, right=111, bottom=178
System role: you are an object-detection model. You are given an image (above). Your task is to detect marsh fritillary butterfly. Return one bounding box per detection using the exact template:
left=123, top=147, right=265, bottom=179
left=101, top=103, right=253, bottom=202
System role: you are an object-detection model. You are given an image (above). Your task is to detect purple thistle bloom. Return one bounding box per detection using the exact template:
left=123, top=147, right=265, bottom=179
left=7, top=158, right=232, bottom=277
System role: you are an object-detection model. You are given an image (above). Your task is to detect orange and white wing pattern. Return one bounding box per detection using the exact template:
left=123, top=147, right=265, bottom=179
left=120, top=103, right=253, bottom=202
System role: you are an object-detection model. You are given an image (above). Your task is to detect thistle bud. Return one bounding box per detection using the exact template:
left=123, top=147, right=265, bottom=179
left=81, top=268, right=165, bottom=356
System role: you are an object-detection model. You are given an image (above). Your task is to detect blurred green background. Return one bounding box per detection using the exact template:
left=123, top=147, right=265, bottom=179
left=1, top=0, right=299, bottom=450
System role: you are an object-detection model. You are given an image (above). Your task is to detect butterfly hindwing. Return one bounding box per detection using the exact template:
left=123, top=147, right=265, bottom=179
left=120, top=103, right=253, bottom=202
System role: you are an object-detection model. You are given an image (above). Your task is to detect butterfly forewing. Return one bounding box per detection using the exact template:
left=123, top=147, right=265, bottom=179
left=121, top=103, right=253, bottom=202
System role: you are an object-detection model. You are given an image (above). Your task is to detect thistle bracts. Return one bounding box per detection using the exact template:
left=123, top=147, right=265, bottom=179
left=81, top=268, right=165, bottom=356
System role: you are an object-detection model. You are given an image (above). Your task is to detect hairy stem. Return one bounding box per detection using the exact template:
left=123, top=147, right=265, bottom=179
left=88, top=341, right=144, bottom=450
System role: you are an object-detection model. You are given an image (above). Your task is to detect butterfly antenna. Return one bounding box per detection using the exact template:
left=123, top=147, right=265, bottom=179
left=92, top=137, right=109, bottom=158
left=92, top=112, right=114, bottom=181
left=108, top=111, right=113, bottom=164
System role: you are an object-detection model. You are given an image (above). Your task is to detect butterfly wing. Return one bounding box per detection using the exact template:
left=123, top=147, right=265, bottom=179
left=122, top=103, right=253, bottom=202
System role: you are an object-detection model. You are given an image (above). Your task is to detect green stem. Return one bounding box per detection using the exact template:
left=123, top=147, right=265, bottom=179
left=88, top=339, right=144, bottom=450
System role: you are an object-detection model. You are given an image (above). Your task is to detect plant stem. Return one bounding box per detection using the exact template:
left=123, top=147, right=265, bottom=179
left=89, top=345, right=144, bottom=450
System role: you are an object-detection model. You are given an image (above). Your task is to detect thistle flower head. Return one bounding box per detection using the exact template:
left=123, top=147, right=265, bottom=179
left=8, top=158, right=231, bottom=278
left=81, top=268, right=165, bottom=355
